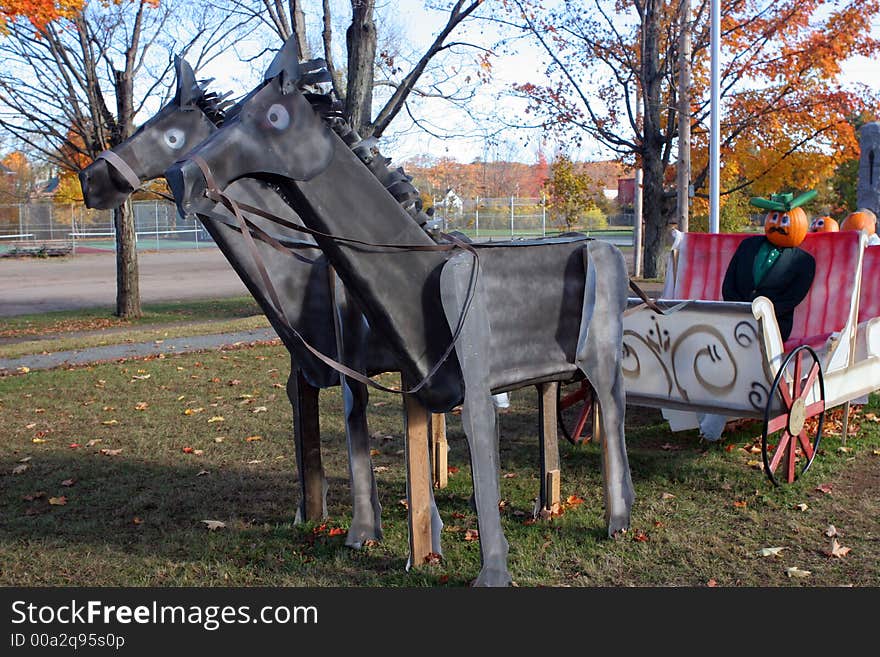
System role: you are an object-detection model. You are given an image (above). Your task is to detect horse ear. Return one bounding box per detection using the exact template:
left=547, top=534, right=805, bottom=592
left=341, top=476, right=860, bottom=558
left=263, top=36, right=301, bottom=94
left=175, top=55, right=198, bottom=107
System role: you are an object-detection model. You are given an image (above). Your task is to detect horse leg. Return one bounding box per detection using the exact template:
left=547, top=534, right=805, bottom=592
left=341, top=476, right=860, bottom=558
left=441, top=253, right=511, bottom=587
left=576, top=241, right=634, bottom=536
left=332, top=283, right=383, bottom=547
left=537, top=382, right=561, bottom=515
left=287, top=368, right=328, bottom=523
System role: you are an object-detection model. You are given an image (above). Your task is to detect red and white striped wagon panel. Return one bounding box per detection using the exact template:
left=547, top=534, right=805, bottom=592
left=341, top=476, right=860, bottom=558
left=858, top=245, right=880, bottom=324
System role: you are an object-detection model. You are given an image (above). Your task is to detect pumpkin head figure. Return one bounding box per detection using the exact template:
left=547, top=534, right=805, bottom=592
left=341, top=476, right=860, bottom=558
left=841, top=209, right=877, bottom=235
left=750, top=190, right=817, bottom=249
left=809, top=215, right=839, bottom=233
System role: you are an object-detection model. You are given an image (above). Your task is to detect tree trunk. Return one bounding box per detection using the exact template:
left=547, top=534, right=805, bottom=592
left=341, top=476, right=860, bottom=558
left=114, top=199, right=141, bottom=318
left=641, top=0, right=667, bottom=279
left=346, top=0, right=377, bottom=136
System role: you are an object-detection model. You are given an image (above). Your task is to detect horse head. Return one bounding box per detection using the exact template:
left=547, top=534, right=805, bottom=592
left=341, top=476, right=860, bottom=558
left=79, top=56, right=228, bottom=209
left=166, top=36, right=335, bottom=217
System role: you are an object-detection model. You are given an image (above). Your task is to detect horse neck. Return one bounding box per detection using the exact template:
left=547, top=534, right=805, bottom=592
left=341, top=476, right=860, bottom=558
left=279, top=135, right=463, bottom=409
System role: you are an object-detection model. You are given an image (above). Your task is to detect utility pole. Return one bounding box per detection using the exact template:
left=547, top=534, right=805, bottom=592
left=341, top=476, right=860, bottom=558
left=676, top=0, right=691, bottom=233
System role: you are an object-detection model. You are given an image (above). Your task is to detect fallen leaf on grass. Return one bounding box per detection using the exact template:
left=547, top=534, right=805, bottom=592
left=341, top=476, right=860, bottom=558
left=826, top=538, right=851, bottom=559
left=661, top=492, right=676, bottom=500
left=48, top=496, right=67, bottom=506
left=196, top=470, right=209, bottom=477
left=17, top=366, right=30, bottom=374
left=398, top=498, right=409, bottom=510
left=565, top=495, right=584, bottom=507
left=184, top=408, right=204, bottom=415
left=785, top=566, right=811, bottom=578
left=796, top=503, right=809, bottom=511
left=134, top=402, right=149, bottom=411
left=31, top=438, right=48, bottom=444
left=25, top=423, right=36, bottom=429
left=372, top=401, right=388, bottom=407
left=451, top=511, right=467, bottom=520
left=252, top=406, right=267, bottom=414
left=101, top=420, right=118, bottom=426
left=707, top=579, right=718, bottom=587
left=131, top=374, right=151, bottom=380
left=758, top=547, right=785, bottom=557
left=447, top=466, right=459, bottom=475
left=825, top=525, right=839, bottom=538
left=746, top=460, right=764, bottom=470
left=725, top=443, right=737, bottom=452
left=370, top=449, right=380, bottom=456
left=100, top=448, right=123, bottom=456
left=464, top=529, right=479, bottom=542
left=22, top=491, right=46, bottom=501
left=182, top=447, right=194, bottom=454
left=60, top=478, right=76, bottom=487
left=245, top=435, right=262, bottom=442
left=207, top=416, right=224, bottom=423
left=69, top=443, right=80, bottom=449
left=633, top=531, right=649, bottom=542
left=228, top=379, right=241, bottom=386
left=12, top=464, right=29, bottom=474
left=214, top=437, right=225, bottom=443
left=425, top=552, right=442, bottom=565
left=503, top=472, right=517, bottom=478
left=86, top=439, right=102, bottom=447
left=837, top=446, right=851, bottom=453
left=815, top=484, right=833, bottom=494
left=133, top=517, right=143, bottom=525
left=18, top=456, right=32, bottom=463
left=246, top=460, right=263, bottom=465
left=733, top=500, right=747, bottom=508
left=328, top=527, right=346, bottom=537
left=201, top=520, right=225, bottom=531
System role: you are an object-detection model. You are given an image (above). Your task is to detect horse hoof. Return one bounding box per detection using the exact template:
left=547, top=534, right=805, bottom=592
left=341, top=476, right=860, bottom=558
left=472, top=567, right=512, bottom=587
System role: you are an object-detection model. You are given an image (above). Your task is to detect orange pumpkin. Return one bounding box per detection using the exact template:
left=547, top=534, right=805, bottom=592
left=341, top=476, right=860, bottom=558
left=841, top=209, right=877, bottom=235
left=809, top=215, right=839, bottom=233
left=764, top=207, right=808, bottom=248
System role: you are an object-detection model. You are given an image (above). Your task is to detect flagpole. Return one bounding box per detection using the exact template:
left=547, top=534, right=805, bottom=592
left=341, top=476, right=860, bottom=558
left=709, top=0, right=720, bottom=233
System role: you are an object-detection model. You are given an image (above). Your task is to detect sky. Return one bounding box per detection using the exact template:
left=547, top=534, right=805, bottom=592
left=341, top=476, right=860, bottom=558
left=153, top=1, right=880, bottom=167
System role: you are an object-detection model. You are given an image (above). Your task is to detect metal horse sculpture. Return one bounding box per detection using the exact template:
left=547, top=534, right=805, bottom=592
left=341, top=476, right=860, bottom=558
left=167, top=38, right=635, bottom=587
left=78, top=56, right=441, bottom=549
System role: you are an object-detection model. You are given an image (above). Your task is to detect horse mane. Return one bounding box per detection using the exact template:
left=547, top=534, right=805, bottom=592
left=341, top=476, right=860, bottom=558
left=297, top=59, right=433, bottom=230
left=193, top=80, right=235, bottom=127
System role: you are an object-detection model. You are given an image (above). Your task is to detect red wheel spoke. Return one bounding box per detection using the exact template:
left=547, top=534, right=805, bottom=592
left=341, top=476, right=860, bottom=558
left=572, top=405, right=590, bottom=443
left=804, top=400, right=825, bottom=417
left=777, top=375, right=793, bottom=408
left=560, top=383, right=589, bottom=410
left=797, top=430, right=815, bottom=461
left=791, top=351, right=804, bottom=399
left=769, top=431, right=791, bottom=473
left=798, top=363, right=821, bottom=402
left=787, top=432, right=797, bottom=483
left=767, top=413, right=788, bottom=434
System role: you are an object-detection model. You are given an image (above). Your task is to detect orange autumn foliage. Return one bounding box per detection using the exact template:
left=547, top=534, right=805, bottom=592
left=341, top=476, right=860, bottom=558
left=0, top=1, right=83, bottom=31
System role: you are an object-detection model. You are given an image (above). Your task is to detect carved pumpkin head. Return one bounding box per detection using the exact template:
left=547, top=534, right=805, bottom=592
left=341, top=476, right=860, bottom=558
left=809, top=215, right=839, bottom=233
left=841, top=209, right=877, bottom=235
left=764, top=207, right=808, bottom=247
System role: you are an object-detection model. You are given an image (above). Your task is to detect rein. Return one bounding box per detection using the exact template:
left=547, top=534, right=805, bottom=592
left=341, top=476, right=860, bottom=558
left=190, top=154, right=481, bottom=397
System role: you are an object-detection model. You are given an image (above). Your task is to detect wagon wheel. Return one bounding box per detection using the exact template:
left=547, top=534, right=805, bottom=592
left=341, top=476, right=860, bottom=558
left=762, top=345, right=825, bottom=486
left=556, top=380, right=594, bottom=445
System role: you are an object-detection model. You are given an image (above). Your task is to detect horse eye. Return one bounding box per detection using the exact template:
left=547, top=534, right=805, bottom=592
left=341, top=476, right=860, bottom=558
left=266, top=104, right=290, bottom=130
left=164, top=128, right=185, bottom=150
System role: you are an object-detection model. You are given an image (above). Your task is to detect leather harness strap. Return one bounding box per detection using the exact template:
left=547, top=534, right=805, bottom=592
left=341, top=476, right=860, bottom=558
left=97, top=150, right=142, bottom=192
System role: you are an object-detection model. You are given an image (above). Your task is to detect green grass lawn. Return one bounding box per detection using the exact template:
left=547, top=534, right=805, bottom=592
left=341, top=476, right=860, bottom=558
left=1, top=343, right=878, bottom=587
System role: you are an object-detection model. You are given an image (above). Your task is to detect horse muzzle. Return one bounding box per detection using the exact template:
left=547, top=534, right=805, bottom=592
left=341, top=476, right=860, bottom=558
left=79, top=158, right=133, bottom=210
left=165, top=158, right=209, bottom=218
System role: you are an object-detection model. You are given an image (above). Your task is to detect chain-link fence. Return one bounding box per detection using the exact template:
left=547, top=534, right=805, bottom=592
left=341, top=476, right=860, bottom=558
left=433, top=197, right=634, bottom=245
left=0, top=201, right=213, bottom=254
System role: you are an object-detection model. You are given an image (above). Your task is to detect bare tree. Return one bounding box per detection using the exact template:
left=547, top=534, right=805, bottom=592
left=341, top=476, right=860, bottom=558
left=0, top=1, right=239, bottom=318
left=216, top=1, right=490, bottom=143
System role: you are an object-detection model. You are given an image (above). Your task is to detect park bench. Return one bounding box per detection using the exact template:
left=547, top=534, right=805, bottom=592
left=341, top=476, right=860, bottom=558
left=7, top=240, right=73, bottom=257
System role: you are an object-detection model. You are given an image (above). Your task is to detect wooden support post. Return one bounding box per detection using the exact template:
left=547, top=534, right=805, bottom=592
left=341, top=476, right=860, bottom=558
left=404, top=392, right=433, bottom=566
left=538, top=382, right=561, bottom=513
left=294, top=371, right=324, bottom=521
left=591, top=397, right=602, bottom=445
left=430, top=413, right=448, bottom=489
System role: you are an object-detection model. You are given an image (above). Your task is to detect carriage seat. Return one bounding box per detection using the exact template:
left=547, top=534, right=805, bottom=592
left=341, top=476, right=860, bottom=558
left=662, top=231, right=863, bottom=355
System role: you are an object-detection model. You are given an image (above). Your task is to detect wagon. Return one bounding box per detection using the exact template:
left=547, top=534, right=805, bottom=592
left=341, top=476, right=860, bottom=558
left=558, top=229, right=880, bottom=485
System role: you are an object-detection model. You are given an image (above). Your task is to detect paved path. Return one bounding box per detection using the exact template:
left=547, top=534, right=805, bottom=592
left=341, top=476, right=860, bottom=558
left=0, top=327, right=279, bottom=374
left=0, top=249, right=249, bottom=317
